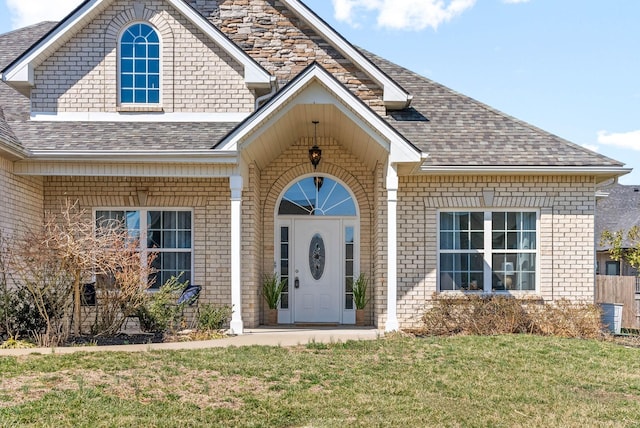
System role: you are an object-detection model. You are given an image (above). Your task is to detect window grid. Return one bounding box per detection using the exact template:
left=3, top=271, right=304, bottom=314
left=345, top=226, right=355, bottom=310
left=279, top=226, right=289, bottom=309
left=439, top=211, right=537, bottom=293
left=120, top=23, right=160, bottom=104
left=95, top=209, right=192, bottom=289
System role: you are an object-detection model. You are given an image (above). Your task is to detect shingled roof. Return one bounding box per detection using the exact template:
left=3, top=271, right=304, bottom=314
left=363, top=50, right=624, bottom=168
left=0, top=17, right=626, bottom=170
left=596, top=184, right=640, bottom=251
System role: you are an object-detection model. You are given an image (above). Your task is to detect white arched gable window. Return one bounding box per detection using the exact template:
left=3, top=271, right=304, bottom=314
left=120, top=23, right=160, bottom=104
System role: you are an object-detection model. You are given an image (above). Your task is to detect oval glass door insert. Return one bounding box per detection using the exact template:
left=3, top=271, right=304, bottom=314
left=309, top=233, right=325, bottom=280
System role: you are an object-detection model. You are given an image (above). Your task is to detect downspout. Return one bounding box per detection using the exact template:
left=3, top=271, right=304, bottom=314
left=255, top=77, right=278, bottom=110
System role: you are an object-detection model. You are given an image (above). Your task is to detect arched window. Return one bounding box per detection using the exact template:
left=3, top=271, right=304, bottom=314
left=278, top=176, right=357, bottom=216
left=120, top=23, right=160, bottom=104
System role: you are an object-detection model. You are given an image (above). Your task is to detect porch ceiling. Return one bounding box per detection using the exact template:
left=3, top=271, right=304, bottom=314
left=239, top=103, right=389, bottom=171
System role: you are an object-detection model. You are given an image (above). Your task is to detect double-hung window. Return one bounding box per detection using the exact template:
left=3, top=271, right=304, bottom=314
left=96, top=209, right=192, bottom=289
left=120, top=23, right=160, bottom=104
left=439, top=211, right=537, bottom=292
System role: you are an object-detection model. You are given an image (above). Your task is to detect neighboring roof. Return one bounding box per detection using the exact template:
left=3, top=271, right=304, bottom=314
left=363, top=49, right=625, bottom=169
left=596, top=184, right=640, bottom=251
left=1, top=0, right=273, bottom=92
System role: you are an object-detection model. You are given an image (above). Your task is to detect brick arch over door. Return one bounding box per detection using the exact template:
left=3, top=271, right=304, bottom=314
left=104, top=5, right=175, bottom=109
left=261, top=161, right=375, bottom=290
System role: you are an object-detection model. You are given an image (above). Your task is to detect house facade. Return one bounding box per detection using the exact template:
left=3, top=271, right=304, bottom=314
left=0, top=0, right=629, bottom=334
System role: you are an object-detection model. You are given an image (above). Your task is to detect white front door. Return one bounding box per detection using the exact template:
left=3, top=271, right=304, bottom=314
left=293, top=219, right=341, bottom=323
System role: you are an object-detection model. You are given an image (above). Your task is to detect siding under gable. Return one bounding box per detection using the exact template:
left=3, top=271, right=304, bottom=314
left=31, top=0, right=254, bottom=114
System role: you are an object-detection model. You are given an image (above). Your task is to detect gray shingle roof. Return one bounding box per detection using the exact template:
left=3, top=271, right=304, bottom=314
left=596, top=184, right=640, bottom=250
left=363, top=50, right=624, bottom=168
left=0, top=22, right=58, bottom=149
left=0, top=19, right=626, bottom=169
left=9, top=121, right=237, bottom=151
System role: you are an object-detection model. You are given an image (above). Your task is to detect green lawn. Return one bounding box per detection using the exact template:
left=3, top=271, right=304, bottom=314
left=1, top=335, right=639, bottom=427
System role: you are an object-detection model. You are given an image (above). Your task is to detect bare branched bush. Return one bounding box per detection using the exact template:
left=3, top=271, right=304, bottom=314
left=11, top=226, right=75, bottom=347
left=91, top=238, right=156, bottom=336
left=420, top=294, right=603, bottom=339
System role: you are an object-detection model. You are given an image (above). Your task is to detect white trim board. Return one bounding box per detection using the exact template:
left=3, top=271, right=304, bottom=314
left=30, top=112, right=250, bottom=123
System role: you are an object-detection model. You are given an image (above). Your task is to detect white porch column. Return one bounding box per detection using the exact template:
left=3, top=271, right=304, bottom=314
left=385, top=164, right=399, bottom=332
left=229, top=175, right=244, bottom=335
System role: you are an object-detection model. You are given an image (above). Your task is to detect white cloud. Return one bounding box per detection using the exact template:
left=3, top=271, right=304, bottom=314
left=331, top=0, right=477, bottom=31
left=597, top=130, right=640, bottom=151
left=6, top=0, right=78, bottom=29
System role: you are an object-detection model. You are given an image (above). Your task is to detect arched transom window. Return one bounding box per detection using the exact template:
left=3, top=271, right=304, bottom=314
left=120, top=23, right=160, bottom=104
left=278, top=177, right=356, bottom=216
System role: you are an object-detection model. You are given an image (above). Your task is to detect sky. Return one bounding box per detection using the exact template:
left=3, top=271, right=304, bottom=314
left=0, top=0, right=638, bottom=184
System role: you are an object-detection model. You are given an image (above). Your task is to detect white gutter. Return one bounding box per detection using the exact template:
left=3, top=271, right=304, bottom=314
left=28, top=150, right=239, bottom=164
left=420, top=165, right=632, bottom=177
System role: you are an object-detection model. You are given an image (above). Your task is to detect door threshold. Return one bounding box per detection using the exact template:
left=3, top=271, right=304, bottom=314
left=293, top=323, right=340, bottom=328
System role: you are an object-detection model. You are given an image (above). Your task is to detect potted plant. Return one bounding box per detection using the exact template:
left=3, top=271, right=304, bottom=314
left=353, top=273, right=370, bottom=326
left=263, top=272, right=286, bottom=326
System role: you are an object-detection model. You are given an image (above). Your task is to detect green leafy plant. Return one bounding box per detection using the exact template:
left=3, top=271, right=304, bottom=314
left=601, top=226, right=640, bottom=273
left=262, top=273, right=286, bottom=310
left=353, top=273, right=370, bottom=310
left=136, top=276, right=188, bottom=333
left=197, top=304, right=232, bottom=331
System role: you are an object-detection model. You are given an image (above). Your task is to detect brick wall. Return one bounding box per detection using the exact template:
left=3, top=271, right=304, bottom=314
left=396, top=175, right=597, bottom=328
left=43, top=176, right=233, bottom=309
left=32, top=0, right=253, bottom=113
left=0, top=156, right=43, bottom=239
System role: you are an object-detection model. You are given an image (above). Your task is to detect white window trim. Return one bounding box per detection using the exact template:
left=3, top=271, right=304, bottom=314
left=437, top=209, right=540, bottom=294
left=117, top=21, right=163, bottom=107
left=94, top=208, right=194, bottom=289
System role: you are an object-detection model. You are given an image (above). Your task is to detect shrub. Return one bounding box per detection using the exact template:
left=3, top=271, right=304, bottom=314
left=420, top=294, right=603, bottom=339
left=197, top=304, right=232, bottom=331
left=136, top=276, right=187, bottom=333
left=0, top=286, right=46, bottom=341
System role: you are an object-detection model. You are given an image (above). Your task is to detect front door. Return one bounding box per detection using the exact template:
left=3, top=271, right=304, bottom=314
left=293, top=219, right=341, bottom=323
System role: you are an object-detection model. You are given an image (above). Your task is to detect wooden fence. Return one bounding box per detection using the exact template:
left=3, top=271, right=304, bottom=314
left=595, top=275, right=639, bottom=329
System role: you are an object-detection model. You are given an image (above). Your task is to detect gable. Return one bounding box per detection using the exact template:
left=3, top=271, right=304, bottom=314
left=187, top=0, right=410, bottom=114
left=1, top=0, right=273, bottom=104
left=217, top=62, right=422, bottom=169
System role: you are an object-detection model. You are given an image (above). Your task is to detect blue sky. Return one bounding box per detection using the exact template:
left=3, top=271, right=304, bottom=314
left=1, top=0, right=638, bottom=183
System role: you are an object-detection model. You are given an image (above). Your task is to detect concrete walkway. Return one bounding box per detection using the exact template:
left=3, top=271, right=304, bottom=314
left=0, top=327, right=382, bottom=356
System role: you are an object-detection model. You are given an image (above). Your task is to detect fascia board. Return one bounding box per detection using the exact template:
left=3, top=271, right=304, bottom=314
left=28, top=149, right=239, bottom=164
left=220, top=65, right=422, bottom=162
left=169, top=0, right=272, bottom=87
left=280, top=0, right=411, bottom=108
left=0, top=141, right=28, bottom=160
left=420, top=165, right=632, bottom=178
left=2, top=0, right=103, bottom=82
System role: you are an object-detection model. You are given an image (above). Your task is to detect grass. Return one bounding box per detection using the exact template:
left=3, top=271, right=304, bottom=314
left=0, top=335, right=639, bottom=427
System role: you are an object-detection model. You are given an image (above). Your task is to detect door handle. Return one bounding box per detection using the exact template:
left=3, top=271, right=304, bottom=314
left=294, top=277, right=300, bottom=288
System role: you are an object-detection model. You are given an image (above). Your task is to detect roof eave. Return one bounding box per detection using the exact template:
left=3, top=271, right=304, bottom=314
left=27, top=149, right=239, bottom=164
left=419, top=165, right=632, bottom=183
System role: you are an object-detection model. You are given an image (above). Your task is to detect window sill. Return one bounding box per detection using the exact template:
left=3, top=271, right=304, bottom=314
left=117, top=106, right=164, bottom=113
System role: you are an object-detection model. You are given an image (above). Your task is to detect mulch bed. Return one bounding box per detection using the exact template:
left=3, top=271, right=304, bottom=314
left=66, top=332, right=165, bottom=347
